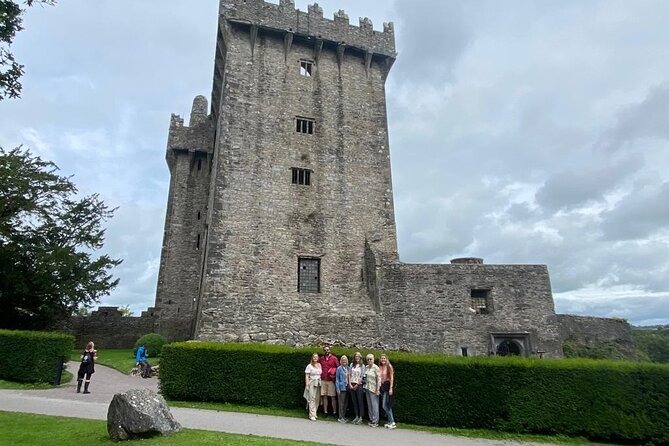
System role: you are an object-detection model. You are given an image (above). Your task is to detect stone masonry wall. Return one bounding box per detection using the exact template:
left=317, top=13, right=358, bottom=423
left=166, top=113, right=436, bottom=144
left=64, top=307, right=157, bottom=349
left=219, top=0, right=396, bottom=56
left=154, top=97, right=216, bottom=341
left=373, top=258, right=563, bottom=357
left=557, top=314, right=635, bottom=358
left=193, top=17, right=398, bottom=346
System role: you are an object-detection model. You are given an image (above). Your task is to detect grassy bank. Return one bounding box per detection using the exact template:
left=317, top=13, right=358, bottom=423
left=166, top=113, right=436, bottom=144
left=0, top=411, right=333, bottom=446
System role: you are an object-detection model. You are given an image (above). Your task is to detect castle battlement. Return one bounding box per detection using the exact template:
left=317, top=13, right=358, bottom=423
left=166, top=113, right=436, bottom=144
left=219, top=0, right=396, bottom=57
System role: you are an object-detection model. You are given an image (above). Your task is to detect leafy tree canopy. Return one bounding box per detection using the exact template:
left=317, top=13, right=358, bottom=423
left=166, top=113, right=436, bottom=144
left=0, top=0, right=55, bottom=100
left=0, top=147, right=122, bottom=330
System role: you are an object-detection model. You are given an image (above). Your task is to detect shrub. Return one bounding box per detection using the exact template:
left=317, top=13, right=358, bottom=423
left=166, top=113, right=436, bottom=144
left=0, top=329, right=73, bottom=383
left=134, top=333, right=167, bottom=357
left=160, top=342, right=669, bottom=445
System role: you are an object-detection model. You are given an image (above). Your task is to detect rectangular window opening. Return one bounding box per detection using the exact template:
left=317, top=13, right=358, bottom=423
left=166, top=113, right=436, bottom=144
left=300, top=60, right=313, bottom=77
left=291, top=168, right=311, bottom=186
left=296, top=117, right=315, bottom=134
left=461, top=347, right=468, bottom=357
left=196, top=233, right=201, bottom=250
left=470, top=289, right=490, bottom=314
left=298, top=258, right=320, bottom=293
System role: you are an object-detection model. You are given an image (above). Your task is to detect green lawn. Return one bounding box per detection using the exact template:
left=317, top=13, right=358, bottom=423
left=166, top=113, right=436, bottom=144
left=71, top=348, right=159, bottom=374
left=0, top=411, right=333, bottom=446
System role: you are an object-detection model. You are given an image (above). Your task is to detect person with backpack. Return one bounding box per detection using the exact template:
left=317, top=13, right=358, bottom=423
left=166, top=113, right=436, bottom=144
left=136, top=343, right=151, bottom=378
left=77, top=341, right=97, bottom=394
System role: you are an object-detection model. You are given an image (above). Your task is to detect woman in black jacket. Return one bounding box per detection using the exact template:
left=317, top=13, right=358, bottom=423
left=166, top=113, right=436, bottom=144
left=77, top=341, right=97, bottom=394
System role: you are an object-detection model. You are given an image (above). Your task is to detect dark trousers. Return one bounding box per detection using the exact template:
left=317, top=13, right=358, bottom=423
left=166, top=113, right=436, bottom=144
left=139, top=361, right=151, bottom=377
left=350, top=384, right=365, bottom=418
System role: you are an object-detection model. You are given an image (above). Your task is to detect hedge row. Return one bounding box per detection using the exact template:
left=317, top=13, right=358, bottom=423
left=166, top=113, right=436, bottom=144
left=160, top=342, right=669, bottom=445
left=0, top=329, right=73, bottom=383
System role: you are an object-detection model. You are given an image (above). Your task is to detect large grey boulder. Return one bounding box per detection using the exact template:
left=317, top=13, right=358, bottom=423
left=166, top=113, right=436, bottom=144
left=107, top=388, right=181, bottom=442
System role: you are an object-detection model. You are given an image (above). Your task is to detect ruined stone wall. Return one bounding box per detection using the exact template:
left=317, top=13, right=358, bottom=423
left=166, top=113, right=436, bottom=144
left=193, top=15, right=398, bottom=346
left=373, top=261, right=563, bottom=357
left=64, top=307, right=157, bottom=349
left=154, top=97, right=216, bottom=341
left=557, top=314, right=635, bottom=357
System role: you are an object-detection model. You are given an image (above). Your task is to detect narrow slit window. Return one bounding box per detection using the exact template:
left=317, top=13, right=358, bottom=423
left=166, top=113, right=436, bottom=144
left=298, top=258, right=320, bottom=293
left=291, top=168, right=311, bottom=186
left=197, top=159, right=202, bottom=171
left=300, top=60, right=313, bottom=77
left=196, top=233, right=201, bottom=250
left=296, top=117, right=315, bottom=134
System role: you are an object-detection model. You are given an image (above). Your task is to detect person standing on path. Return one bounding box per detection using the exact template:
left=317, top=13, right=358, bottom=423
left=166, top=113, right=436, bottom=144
left=76, top=341, right=97, bottom=394
left=348, top=351, right=366, bottom=424
left=304, top=352, right=322, bottom=421
left=335, top=355, right=350, bottom=423
left=379, top=354, right=396, bottom=429
left=318, top=344, right=339, bottom=417
left=364, top=353, right=381, bottom=427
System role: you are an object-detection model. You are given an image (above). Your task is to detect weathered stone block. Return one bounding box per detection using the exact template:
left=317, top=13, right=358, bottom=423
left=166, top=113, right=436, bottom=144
left=107, top=389, right=181, bottom=442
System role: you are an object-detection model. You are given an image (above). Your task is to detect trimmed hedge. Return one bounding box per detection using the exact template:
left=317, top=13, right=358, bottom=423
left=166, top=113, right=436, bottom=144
left=0, top=329, right=73, bottom=383
left=135, top=333, right=168, bottom=357
left=161, top=342, right=669, bottom=445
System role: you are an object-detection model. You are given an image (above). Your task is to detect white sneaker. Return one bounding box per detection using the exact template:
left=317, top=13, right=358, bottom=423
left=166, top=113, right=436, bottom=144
left=309, top=416, right=316, bottom=421
left=387, top=422, right=396, bottom=429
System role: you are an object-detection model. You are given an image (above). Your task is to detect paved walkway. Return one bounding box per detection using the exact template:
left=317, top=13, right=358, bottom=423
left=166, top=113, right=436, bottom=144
left=0, top=362, right=561, bottom=446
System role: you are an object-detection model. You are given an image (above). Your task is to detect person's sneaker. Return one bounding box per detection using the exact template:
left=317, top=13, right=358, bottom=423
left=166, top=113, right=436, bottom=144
left=83, top=390, right=91, bottom=394
left=369, top=422, right=378, bottom=427
left=386, top=422, right=397, bottom=429
left=353, top=417, right=360, bottom=424
left=337, top=418, right=346, bottom=423
left=309, top=416, right=317, bottom=421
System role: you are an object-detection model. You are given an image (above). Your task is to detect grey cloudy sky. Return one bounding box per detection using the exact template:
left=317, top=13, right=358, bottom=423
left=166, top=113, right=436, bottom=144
left=2, top=0, right=668, bottom=325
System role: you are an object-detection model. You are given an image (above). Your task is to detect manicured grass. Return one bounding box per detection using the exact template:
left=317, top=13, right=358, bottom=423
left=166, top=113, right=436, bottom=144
left=168, top=400, right=608, bottom=445
left=0, top=371, right=73, bottom=390
left=0, top=411, right=334, bottom=446
left=71, top=349, right=159, bottom=374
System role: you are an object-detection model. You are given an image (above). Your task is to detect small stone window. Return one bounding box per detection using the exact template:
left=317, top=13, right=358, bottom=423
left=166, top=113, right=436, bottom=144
left=298, top=257, right=320, bottom=293
left=296, top=117, right=314, bottom=134
left=300, top=60, right=313, bottom=77
left=470, top=289, right=490, bottom=314
left=291, top=168, right=311, bottom=186
left=461, top=347, right=468, bottom=357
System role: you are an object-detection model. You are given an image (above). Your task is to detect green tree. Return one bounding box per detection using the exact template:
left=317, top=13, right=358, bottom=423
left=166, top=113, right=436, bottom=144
left=119, top=305, right=133, bottom=317
left=632, top=327, right=669, bottom=363
left=0, top=147, right=122, bottom=330
left=0, top=0, right=55, bottom=100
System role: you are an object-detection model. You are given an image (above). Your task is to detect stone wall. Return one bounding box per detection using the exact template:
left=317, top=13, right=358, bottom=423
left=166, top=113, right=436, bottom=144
left=64, top=307, right=157, bottom=349
left=557, top=314, right=635, bottom=358
left=367, top=244, right=563, bottom=356
left=154, top=96, right=216, bottom=341
left=193, top=13, right=399, bottom=346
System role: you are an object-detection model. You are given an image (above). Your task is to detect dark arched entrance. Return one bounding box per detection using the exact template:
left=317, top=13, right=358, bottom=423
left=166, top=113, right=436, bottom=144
left=496, top=339, right=521, bottom=356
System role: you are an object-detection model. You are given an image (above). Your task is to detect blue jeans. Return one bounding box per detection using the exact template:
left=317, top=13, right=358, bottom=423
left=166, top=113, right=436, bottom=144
left=381, top=390, right=394, bottom=424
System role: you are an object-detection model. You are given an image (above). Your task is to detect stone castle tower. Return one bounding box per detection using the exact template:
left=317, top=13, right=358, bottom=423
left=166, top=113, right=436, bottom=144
left=152, top=0, right=631, bottom=357
left=155, top=0, right=399, bottom=345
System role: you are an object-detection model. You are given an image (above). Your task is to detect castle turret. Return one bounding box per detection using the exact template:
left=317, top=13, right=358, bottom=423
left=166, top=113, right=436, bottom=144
left=154, top=95, right=215, bottom=341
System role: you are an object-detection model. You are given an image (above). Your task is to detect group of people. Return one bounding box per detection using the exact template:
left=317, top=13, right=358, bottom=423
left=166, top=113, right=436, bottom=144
left=304, top=345, right=396, bottom=429
left=75, top=341, right=153, bottom=394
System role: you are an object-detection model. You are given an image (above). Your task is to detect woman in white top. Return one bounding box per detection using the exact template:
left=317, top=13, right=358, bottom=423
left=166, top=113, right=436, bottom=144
left=348, top=351, right=366, bottom=424
left=304, top=352, right=322, bottom=421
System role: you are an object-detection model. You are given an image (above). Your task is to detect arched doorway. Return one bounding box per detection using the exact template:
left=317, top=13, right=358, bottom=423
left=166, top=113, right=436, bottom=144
left=496, top=339, right=521, bottom=356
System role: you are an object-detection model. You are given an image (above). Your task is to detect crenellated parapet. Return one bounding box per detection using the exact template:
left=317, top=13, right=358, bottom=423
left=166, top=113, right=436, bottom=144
left=219, top=0, right=396, bottom=57
left=166, top=96, right=216, bottom=170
